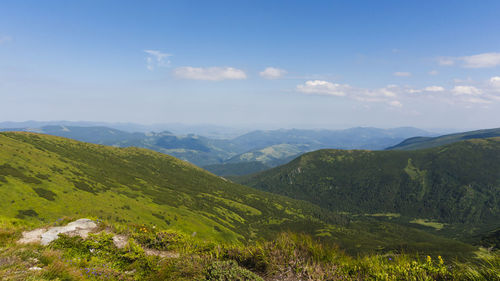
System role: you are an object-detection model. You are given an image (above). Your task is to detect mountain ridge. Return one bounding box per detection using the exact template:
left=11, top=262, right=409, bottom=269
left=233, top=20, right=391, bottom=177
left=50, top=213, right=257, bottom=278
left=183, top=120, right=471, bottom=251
left=236, top=137, right=500, bottom=242
left=387, top=128, right=500, bottom=150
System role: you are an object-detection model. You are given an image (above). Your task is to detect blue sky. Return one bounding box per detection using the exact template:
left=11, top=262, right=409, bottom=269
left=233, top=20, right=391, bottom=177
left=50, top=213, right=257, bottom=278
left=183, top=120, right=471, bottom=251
left=1, top=0, right=500, bottom=129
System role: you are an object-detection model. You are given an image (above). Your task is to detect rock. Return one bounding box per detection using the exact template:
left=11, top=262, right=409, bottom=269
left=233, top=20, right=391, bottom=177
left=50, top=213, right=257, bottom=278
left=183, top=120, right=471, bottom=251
left=112, top=234, right=128, bottom=249
left=18, top=228, right=46, bottom=244
left=19, top=218, right=98, bottom=245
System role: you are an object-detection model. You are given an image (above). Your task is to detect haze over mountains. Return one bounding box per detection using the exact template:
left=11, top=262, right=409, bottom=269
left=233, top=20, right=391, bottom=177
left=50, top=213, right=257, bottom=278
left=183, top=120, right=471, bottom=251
left=1, top=122, right=437, bottom=175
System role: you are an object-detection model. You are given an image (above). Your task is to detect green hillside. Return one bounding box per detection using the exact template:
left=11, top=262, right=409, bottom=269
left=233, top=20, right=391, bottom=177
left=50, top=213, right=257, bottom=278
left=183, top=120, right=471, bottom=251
left=387, top=128, right=500, bottom=150
left=0, top=132, right=482, bottom=258
left=237, top=138, right=500, bottom=241
left=0, top=132, right=342, bottom=244
left=203, top=161, right=271, bottom=176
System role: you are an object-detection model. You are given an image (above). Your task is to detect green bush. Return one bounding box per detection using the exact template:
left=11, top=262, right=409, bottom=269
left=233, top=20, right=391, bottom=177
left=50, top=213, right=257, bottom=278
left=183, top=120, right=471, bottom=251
left=205, top=260, right=263, bottom=281
left=133, top=228, right=186, bottom=251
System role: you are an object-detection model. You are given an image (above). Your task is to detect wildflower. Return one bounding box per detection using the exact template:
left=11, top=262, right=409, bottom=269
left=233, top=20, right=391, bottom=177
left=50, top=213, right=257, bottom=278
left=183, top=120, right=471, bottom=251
left=438, top=255, right=444, bottom=265
left=426, top=256, right=432, bottom=263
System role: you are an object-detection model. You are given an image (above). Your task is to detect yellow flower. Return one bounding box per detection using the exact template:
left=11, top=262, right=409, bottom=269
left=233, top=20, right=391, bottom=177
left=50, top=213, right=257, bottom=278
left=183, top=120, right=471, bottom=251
left=438, top=256, right=444, bottom=265
left=426, top=256, right=432, bottom=263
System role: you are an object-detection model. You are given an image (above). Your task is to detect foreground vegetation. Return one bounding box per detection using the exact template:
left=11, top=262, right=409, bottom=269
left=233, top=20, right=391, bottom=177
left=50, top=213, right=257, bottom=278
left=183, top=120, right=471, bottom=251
left=1, top=218, right=498, bottom=280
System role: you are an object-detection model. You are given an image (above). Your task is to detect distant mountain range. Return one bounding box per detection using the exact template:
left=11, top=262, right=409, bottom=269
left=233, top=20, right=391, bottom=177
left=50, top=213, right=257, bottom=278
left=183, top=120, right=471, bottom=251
left=387, top=128, right=500, bottom=150
left=0, top=124, right=436, bottom=175
left=0, top=121, right=250, bottom=139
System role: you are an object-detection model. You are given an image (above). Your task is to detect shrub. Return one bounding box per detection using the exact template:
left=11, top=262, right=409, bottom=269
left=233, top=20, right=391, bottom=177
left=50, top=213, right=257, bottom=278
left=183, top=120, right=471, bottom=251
left=205, top=260, right=264, bottom=281
left=0, top=228, right=17, bottom=246
left=133, top=228, right=187, bottom=251
left=15, top=209, right=39, bottom=219
left=33, top=187, right=57, bottom=201
left=42, top=260, right=82, bottom=281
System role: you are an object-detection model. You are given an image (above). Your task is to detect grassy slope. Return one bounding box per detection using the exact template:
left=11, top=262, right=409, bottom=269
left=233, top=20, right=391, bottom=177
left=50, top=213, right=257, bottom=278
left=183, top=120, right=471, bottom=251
left=237, top=138, right=500, bottom=241
left=203, top=161, right=271, bottom=177
left=0, top=132, right=342, bottom=244
left=387, top=128, right=500, bottom=150
left=0, top=132, right=480, bottom=257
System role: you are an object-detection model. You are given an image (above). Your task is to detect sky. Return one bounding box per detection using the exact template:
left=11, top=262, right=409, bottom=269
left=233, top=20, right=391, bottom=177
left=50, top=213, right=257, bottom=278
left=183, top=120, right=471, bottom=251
left=1, top=0, right=500, bottom=130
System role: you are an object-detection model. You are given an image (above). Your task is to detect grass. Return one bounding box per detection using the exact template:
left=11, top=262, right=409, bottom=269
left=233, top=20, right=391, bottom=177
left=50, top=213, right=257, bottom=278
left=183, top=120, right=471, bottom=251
left=410, top=219, right=446, bottom=230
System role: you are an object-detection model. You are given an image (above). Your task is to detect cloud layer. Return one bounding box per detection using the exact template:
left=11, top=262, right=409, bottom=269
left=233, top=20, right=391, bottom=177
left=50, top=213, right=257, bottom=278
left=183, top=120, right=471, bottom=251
left=296, top=80, right=402, bottom=107
left=174, top=66, right=247, bottom=81
left=296, top=76, right=500, bottom=108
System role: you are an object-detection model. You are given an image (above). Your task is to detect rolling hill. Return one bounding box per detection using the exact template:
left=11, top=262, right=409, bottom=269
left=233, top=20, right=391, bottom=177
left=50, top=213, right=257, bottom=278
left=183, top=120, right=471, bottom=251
left=0, top=132, right=479, bottom=256
left=237, top=138, right=500, bottom=242
left=387, top=128, right=500, bottom=150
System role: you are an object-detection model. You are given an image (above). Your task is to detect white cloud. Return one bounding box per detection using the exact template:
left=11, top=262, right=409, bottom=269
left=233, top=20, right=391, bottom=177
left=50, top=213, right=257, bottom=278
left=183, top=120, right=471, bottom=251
left=461, top=52, right=500, bottom=68
left=377, top=88, right=397, bottom=97
left=437, top=52, right=500, bottom=68
left=144, top=50, right=172, bottom=70
left=452, top=85, right=482, bottom=95
left=428, top=70, right=439, bottom=75
left=438, top=57, right=455, bottom=66
left=297, top=80, right=403, bottom=107
left=424, top=86, right=445, bottom=92
left=393, top=72, right=411, bottom=77
left=388, top=100, right=402, bottom=107
left=296, top=80, right=348, bottom=96
left=259, top=67, right=287, bottom=79
left=0, top=36, right=12, bottom=45
left=407, top=89, right=422, bottom=94
left=296, top=77, right=500, bottom=107
left=173, top=66, right=247, bottom=81
left=490, top=76, right=500, bottom=88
